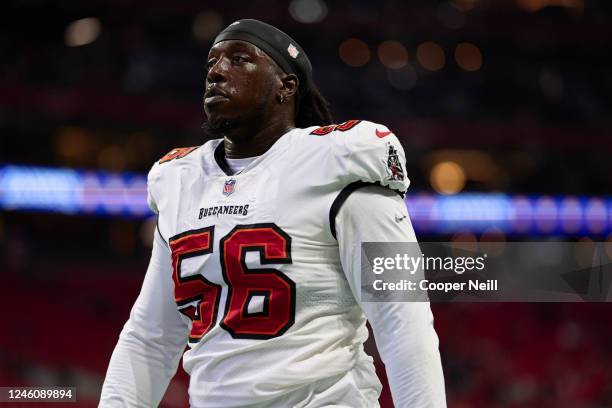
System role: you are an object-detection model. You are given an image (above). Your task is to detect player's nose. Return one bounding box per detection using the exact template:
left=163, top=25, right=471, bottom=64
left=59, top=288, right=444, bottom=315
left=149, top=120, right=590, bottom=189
left=206, top=57, right=229, bottom=85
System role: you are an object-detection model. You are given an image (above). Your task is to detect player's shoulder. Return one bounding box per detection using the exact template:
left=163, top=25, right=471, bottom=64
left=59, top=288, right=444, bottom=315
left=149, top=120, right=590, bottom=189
left=148, top=145, right=198, bottom=179
left=305, top=119, right=364, bottom=137
left=146, top=141, right=220, bottom=213
left=294, top=119, right=399, bottom=158
left=149, top=139, right=221, bottom=180
left=296, top=119, right=394, bottom=145
left=294, top=119, right=408, bottom=192
left=298, top=119, right=387, bottom=137
left=158, top=146, right=201, bottom=165
left=147, top=142, right=214, bottom=183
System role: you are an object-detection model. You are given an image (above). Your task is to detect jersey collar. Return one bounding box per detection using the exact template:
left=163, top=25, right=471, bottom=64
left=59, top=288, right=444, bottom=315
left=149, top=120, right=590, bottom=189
left=213, top=128, right=297, bottom=176
left=213, top=142, right=234, bottom=176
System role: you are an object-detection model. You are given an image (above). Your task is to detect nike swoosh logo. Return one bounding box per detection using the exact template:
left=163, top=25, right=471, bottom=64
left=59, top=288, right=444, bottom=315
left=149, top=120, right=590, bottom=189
left=395, top=215, right=407, bottom=223
left=376, top=129, right=393, bottom=138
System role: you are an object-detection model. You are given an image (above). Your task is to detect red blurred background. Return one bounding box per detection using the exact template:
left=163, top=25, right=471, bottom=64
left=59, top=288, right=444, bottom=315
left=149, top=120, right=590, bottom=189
left=1, top=0, right=611, bottom=407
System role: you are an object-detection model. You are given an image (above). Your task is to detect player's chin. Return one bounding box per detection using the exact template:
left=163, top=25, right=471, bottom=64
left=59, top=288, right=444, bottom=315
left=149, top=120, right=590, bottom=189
left=204, top=108, right=234, bottom=124
left=202, top=110, right=242, bottom=136
left=204, top=106, right=235, bottom=125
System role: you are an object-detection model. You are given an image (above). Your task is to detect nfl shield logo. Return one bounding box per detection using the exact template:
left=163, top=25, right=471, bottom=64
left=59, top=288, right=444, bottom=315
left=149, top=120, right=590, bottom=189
left=287, top=44, right=299, bottom=59
left=223, top=179, right=236, bottom=196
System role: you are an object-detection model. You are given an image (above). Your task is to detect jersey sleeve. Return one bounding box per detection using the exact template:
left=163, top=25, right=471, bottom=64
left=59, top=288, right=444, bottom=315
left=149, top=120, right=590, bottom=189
left=146, top=162, right=161, bottom=215
left=99, top=228, right=189, bottom=407
left=335, top=185, right=447, bottom=407
left=338, top=120, right=410, bottom=194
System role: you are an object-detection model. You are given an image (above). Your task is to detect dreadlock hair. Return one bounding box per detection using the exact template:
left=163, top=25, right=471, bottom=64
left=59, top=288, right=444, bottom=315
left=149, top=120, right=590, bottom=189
left=294, top=83, right=334, bottom=128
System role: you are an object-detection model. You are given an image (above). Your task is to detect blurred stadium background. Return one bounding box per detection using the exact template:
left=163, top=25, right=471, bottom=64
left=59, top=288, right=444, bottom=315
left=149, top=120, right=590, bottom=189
left=1, top=0, right=611, bottom=407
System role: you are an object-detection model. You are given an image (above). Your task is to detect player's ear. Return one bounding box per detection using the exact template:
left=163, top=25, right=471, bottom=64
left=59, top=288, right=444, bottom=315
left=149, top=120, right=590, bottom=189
left=277, top=73, right=299, bottom=104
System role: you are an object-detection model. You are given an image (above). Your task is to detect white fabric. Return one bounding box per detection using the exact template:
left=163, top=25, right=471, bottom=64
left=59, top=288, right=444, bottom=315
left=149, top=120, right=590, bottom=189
left=100, top=121, right=444, bottom=407
left=225, top=155, right=260, bottom=174
left=335, top=185, right=447, bottom=408
left=100, top=229, right=189, bottom=407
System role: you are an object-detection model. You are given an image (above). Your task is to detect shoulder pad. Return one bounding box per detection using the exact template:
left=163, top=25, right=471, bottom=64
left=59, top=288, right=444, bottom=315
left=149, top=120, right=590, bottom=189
left=148, top=145, right=202, bottom=214
left=340, top=120, right=410, bottom=193
left=158, top=146, right=198, bottom=164
left=309, top=120, right=362, bottom=136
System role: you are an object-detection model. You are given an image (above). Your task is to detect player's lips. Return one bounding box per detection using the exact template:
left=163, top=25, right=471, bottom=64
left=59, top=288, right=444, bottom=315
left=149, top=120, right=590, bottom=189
left=204, top=87, right=230, bottom=106
left=204, top=95, right=229, bottom=105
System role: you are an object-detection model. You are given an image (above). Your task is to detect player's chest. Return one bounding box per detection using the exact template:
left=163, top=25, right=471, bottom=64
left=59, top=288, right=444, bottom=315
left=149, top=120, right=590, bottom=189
left=161, top=165, right=296, bottom=239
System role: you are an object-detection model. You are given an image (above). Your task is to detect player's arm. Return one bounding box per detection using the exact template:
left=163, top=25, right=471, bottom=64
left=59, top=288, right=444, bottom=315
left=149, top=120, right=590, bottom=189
left=100, top=168, right=189, bottom=407
left=335, top=185, right=447, bottom=408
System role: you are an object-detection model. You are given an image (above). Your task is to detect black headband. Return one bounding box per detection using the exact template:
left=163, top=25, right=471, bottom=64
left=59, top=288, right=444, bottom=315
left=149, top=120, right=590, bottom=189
left=213, top=19, right=312, bottom=91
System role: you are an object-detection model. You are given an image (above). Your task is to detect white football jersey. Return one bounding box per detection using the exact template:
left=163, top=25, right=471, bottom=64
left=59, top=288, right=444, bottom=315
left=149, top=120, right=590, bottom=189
left=144, top=120, right=409, bottom=407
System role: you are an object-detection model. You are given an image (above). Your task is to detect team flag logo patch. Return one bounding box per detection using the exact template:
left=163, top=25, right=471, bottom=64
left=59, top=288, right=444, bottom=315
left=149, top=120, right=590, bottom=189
left=386, top=144, right=405, bottom=181
left=223, top=178, right=237, bottom=196
left=287, top=44, right=299, bottom=59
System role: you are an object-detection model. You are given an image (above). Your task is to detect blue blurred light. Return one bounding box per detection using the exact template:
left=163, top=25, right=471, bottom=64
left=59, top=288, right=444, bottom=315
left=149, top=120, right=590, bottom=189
left=0, top=165, right=149, bottom=218
left=406, top=194, right=610, bottom=236
left=0, top=166, right=81, bottom=213
left=0, top=165, right=610, bottom=236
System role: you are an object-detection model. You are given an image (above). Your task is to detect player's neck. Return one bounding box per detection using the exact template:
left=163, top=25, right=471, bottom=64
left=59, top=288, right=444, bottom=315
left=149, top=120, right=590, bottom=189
left=224, top=119, right=295, bottom=159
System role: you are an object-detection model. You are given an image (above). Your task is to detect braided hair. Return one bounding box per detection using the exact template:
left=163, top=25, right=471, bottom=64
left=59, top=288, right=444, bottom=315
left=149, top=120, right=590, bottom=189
left=294, top=83, right=333, bottom=128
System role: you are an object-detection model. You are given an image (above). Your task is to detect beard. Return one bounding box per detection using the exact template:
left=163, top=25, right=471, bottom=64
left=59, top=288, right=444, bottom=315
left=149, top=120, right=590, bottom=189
left=201, top=115, right=242, bottom=139
left=201, top=83, right=273, bottom=141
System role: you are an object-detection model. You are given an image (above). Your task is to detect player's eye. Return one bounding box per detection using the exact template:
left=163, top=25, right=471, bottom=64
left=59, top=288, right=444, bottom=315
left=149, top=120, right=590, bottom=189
left=206, top=58, right=217, bottom=70
left=232, top=55, right=248, bottom=64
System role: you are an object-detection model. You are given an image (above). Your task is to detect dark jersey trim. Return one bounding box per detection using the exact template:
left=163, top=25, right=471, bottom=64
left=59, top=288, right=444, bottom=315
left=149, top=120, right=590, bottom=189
left=156, top=220, right=169, bottom=248
left=329, top=181, right=405, bottom=240
left=214, top=141, right=234, bottom=176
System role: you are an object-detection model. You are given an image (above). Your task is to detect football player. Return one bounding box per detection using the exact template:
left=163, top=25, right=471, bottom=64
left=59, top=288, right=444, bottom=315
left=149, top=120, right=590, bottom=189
left=100, top=19, right=446, bottom=407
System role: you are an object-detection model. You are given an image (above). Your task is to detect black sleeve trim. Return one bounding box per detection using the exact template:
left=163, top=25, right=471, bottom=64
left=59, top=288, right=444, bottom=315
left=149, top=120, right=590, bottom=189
left=329, top=181, right=405, bottom=240
left=156, top=219, right=170, bottom=249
